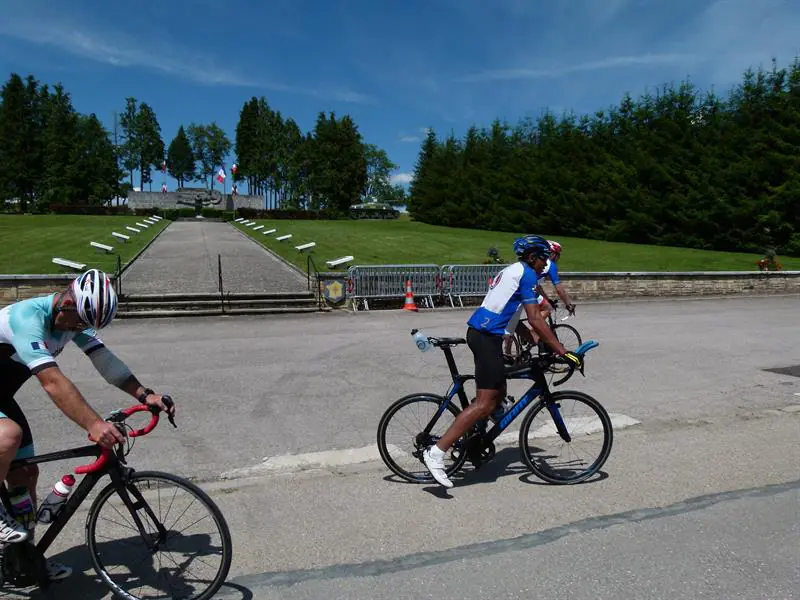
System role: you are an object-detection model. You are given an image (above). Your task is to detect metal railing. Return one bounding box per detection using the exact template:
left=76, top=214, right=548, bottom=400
left=346, top=264, right=440, bottom=311
left=440, top=264, right=504, bottom=307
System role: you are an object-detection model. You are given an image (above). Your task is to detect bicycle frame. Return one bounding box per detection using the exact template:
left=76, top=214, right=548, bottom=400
left=0, top=404, right=171, bottom=577
left=2, top=445, right=119, bottom=555
left=424, top=343, right=553, bottom=446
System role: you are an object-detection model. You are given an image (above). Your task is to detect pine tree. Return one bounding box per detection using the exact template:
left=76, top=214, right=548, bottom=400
left=167, top=126, right=195, bottom=188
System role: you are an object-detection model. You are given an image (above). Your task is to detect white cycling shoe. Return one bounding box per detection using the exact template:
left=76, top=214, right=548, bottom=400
left=0, top=507, right=29, bottom=544
left=423, top=446, right=454, bottom=488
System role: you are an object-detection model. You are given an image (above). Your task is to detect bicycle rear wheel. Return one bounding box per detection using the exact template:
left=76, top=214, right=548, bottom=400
left=377, top=394, right=468, bottom=483
left=86, top=471, right=232, bottom=600
left=518, top=391, right=612, bottom=484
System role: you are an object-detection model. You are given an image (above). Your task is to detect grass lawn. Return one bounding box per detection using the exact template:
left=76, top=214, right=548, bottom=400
left=0, top=215, right=169, bottom=274
left=232, top=217, right=800, bottom=273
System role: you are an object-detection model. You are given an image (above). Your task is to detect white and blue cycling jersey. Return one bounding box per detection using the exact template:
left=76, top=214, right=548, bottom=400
left=0, top=294, right=104, bottom=383
left=467, top=262, right=541, bottom=336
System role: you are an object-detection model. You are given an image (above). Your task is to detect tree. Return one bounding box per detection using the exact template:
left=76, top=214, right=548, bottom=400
left=0, top=73, right=45, bottom=212
left=188, top=123, right=231, bottom=189
left=362, top=143, right=397, bottom=202
left=118, top=97, right=140, bottom=187
left=137, top=102, right=164, bottom=192
left=68, top=114, right=122, bottom=204
left=41, top=84, right=79, bottom=206
left=205, top=122, right=231, bottom=190
left=187, top=123, right=212, bottom=187
left=167, top=126, right=195, bottom=188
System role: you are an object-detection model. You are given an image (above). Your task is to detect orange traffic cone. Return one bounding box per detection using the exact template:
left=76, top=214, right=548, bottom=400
left=403, top=279, right=419, bottom=312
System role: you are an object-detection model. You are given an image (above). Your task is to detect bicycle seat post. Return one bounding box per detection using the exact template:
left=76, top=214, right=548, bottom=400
left=439, top=345, right=462, bottom=383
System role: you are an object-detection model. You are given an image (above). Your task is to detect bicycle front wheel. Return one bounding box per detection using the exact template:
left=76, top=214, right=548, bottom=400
left=519, top=391, right=612, bottom=484
left=377, top=393, right=468, bottom=483
left=86, top=471, right=232, bottom=600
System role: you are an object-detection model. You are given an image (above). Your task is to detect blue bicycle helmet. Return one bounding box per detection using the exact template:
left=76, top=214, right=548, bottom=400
left=513, top=235, right=551, bottom=260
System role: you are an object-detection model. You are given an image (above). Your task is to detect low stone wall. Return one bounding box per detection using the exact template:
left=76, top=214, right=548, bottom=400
left=539, top=271, right=800, bottom=300
left=2, top=271, right=797, bottom=309
left=0, top=275, right=82, bottom=305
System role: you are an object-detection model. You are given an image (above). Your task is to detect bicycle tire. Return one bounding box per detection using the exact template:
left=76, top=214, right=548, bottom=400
left=518, top=391, right=612, bottom=484
left=85, top=471, right=232, bottom=600
left=377, top=393, right=468, bottom=483
left=544, top=323, right=582, bottom=386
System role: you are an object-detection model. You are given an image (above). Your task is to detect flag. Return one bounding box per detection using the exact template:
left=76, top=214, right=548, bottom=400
left=231, top=163, right=238, bottom=176
left=216, top=167, right=226, bottom=184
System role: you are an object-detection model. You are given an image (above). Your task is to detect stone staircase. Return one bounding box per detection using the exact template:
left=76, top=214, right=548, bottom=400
left=116, top=291, right=321, bottom=318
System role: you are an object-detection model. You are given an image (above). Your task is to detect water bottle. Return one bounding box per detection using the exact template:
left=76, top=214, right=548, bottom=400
left=411, top=329, right=432, bottom=352
left=35, top=475, right=76, bottom=525
left=9, top=486, right=36, bottom=532
left=490, top=395, right=515, bottom=423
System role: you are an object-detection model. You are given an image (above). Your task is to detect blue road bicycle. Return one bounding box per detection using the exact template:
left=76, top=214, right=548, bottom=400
left=377, top=334, right=612, bottom=485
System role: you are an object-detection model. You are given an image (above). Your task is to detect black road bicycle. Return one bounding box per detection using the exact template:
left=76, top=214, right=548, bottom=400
left=0, top=399, right=232, bottom=600
left=378, top=335, right=612, bottom=485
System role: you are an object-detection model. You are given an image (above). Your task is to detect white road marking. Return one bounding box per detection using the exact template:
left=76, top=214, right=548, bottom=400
left=220, top=413, right=642, bottom=480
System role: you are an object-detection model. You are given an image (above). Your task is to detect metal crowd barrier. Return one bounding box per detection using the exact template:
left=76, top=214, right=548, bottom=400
left=346, top=264, right=440, bottom=311
left=441, top=264, right=504, bottom=307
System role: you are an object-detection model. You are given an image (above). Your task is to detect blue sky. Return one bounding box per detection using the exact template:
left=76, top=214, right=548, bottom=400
left=1, top=0, right=799, bottom=192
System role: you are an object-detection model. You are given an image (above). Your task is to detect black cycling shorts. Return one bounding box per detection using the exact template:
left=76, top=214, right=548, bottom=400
left=466, top=327, right=506, bottom=391
left=0, top=360, right=36, bottom=459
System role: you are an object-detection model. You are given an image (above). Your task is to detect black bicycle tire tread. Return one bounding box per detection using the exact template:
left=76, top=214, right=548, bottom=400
left=85, top=470, right=233, bottom=600
left=518, top=391, right=613, bottom=484
left=548, top=323, right=583, bottom=386
left=377, top=393, right=467, bottom=483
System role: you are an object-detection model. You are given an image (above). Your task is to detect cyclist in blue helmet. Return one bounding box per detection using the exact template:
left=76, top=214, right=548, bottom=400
left=507, top=239, right=576, bottom=352
left=422, top=235, right=583, bottom=488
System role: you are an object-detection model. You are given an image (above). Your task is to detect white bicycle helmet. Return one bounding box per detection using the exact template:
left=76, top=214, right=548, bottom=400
left=71, top=269, right=118, bottom=329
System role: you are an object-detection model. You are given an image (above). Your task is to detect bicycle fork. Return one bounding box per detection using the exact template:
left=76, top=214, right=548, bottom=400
left=110, top=470, right=167, bottom=553
left=545, top=399, right=572, bottom=443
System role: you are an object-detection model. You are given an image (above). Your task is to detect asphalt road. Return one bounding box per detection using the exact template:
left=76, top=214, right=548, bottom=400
left=4, top=295, right=799, bottom=599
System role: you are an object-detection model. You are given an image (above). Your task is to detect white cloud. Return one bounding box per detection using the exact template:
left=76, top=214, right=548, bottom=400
left=0, top=15, right=376, bottom=103
left=399, top=135, right=421, bottom=142
left=391, top=172, right=414, bottom=186
left=455, top=53, right=695, bottom=83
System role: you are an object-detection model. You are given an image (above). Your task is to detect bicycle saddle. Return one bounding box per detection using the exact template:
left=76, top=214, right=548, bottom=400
left=429, top=337, right=467, bottom=347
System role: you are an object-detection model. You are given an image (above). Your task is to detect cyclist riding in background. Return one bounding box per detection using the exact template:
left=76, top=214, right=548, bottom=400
left=538, top=240, right=576, bottom=320
left=0, top=269, right=176, bottom=580
left=505, top=239, right=577, bottom=352
left=423, top=236, right=583, bottom=488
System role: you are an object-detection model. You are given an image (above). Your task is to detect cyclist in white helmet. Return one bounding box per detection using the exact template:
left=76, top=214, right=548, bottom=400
left=0, top=269, right=175, bottom=581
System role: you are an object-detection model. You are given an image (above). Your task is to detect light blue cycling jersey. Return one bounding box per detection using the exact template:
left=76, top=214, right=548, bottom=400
left=0, top=294, right=104, bottom=379
left=467, top=261, right=541, bottom=336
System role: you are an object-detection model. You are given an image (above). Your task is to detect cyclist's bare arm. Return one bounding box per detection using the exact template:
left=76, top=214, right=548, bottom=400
left=83, top=343, right=174, bottom=416
left=36, top=366, right=125, bottom=448
left=554, top=283, right=574, bottom=309
left=523, top=303, right=566, bottom=355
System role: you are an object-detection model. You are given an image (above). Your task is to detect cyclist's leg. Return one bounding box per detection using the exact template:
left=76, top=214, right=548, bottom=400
left=3, top=398, right=39, bottom=504
left=433, top=328, right=504, bottom=451
left=425, top=329, right=505, bottom=487
left=0, top=397, right=31, bottom=543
